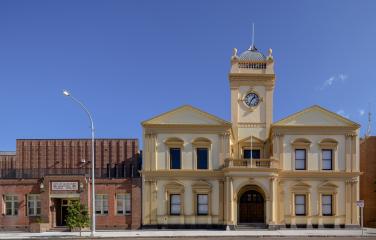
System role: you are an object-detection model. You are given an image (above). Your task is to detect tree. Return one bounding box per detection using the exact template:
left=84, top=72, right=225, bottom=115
left=65, top=201, right=90, bottom=236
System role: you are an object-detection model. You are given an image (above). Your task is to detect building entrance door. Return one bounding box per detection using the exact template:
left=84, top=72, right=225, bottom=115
left=238, top=190, right=265, bottom=223
left=55, top=199, right=78, bottom=226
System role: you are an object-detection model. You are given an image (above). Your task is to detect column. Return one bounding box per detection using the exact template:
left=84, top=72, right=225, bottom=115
left=351, top=178, right=359, bottom=225
left=345, top=134, right=351, bottom=172
left=150, top=180, right=158, bottom=224
left=345, top=180, right=352, bottom=225
left=229, top=177, right=234, bottom=225
left=219, top=180, right=224, bottom=224
left=269, top=177, right=277, bottom=226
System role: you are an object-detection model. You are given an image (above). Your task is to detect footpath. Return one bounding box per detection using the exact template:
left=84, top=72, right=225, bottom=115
left=0, top=228, right=375, bottom=239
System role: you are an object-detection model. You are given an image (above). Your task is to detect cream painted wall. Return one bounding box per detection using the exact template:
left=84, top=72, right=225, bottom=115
left=237, top=86, right=266, bottom=123
left=156, top=179, right=220, bottom=224
left=281, top=135, right=346, bottom=171
left=156, top=133, right=222, bottom=170
left=281, top=180, right=346, bottom=225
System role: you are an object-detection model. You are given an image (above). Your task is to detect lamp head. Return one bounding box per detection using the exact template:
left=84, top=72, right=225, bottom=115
left=63, top=90, right=70, bottom=96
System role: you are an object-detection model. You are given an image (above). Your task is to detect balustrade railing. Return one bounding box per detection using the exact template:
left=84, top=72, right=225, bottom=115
left=224, top=158, right=278, bottom=169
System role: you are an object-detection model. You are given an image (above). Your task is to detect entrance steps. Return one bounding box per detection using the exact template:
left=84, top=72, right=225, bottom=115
left=236, top=223, right=267, bottom=230
left=48, top=226, right=69, bottom=232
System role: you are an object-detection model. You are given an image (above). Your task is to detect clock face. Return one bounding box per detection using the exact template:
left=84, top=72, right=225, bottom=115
left=244, top=92, right=260, bottom=107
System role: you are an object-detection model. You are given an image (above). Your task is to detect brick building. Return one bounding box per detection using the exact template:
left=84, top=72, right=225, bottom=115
left=360, top=136, right=376, bottom=227
left=0, top=139, right=141, bottom=231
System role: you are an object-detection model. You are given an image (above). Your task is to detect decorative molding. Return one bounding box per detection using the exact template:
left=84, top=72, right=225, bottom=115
left=237, top=122, right=266, bottom=128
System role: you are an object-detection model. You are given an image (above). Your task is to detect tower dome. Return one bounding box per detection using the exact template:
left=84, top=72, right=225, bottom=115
left=238, top=45, right=266, bottom=61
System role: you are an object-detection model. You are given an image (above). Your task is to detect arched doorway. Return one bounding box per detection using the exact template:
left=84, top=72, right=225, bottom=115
left=238, top=189, right=265, bottom=223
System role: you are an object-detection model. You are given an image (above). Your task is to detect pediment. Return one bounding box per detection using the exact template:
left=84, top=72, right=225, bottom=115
left=273, top=105, right=359, bottom=127
left=318, top=181, right=338, bottom=190
left=291, top=181, right=311, bottom=190
left=142, top=105, right=231, bottom=126
left=239, top=135, right=264, bottom=144
left=192, top=180, right=212, bottom=189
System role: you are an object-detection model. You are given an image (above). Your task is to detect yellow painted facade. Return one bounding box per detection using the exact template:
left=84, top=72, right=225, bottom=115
left=141, top=42, right=361, bottom=229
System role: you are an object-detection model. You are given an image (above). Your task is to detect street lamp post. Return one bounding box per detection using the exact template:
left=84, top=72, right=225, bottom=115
left=63, top=90, right=96, bottom=237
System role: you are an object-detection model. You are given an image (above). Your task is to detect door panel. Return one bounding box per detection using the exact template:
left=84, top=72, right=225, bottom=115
left=239, top=190, right=265, bottom=223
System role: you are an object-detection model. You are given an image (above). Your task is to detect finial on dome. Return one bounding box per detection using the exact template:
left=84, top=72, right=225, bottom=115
left=232, top=48, right=238, bottom=57
left=248, top=23, right=256, bottom=50
left=267, top=48, right=273, bottom=61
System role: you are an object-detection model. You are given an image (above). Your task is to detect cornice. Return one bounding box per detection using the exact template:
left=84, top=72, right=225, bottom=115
left=271, top=126, right=358, bottom=135
left=144, top=124, right=231, bottom=134
left=278, top=171, right=361, bottom=178
left=141, top=170, right=224, bottom=179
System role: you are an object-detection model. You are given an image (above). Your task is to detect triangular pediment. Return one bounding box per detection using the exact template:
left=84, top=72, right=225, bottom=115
left=239, top=135, right=264, bottom=144
left=273, top=105, right=359, bottom=127
left=142, top=105, right=231, bottom=126
left=291, top=181, right=311, bottom=190
left=318, top=181, right=338, bottom=190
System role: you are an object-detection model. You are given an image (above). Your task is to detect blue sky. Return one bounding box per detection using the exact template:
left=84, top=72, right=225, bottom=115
left=1, top=0, right=375, bottom=150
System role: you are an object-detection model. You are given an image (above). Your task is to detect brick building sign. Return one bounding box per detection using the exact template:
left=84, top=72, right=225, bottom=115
left=51, top=181, right=78, bottom=191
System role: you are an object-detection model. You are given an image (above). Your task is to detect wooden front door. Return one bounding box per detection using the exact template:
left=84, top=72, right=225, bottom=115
left=238, top=190, right=264, bottom=223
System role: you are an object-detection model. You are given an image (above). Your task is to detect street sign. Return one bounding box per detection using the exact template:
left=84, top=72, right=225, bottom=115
left=357, top=200, right=364, bottom=208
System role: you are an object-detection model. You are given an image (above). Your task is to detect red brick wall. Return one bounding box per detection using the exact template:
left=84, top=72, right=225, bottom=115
left=14, top=139, right=138, bottom=171
left=0, top=139, right=141, bottom=231
left=0, top=153, right=16, bottom=170
left=360, top=137, right=376, bottom=227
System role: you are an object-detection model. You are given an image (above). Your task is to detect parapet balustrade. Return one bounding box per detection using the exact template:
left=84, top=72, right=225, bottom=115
left=224, top=158, right=279, bottom=169
left=238, top=61, right=267, bottom=69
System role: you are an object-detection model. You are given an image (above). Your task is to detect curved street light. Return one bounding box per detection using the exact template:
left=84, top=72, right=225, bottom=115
left=63, top=89, right=96, bottom=237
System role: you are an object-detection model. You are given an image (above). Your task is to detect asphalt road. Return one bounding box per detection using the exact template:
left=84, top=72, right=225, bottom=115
left=42, top=237, right=376, bottom=240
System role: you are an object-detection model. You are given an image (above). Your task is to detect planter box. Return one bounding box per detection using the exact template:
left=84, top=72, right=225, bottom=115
left=29, top=223, right=50, bottom=233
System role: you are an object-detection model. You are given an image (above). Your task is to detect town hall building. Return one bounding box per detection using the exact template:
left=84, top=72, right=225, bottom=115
left=141, top=40, right=361, bottom=229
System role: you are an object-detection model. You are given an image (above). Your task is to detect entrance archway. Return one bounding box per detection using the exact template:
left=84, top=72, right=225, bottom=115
left=238, top=189, right=265, bottom=223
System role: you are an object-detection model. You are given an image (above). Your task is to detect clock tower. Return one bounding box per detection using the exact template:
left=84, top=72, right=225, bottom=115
left=229, top=43, right=275, bottom=158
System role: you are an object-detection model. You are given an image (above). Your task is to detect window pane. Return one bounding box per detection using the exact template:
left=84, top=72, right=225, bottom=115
left=295, top=195, right=305, bottom=204
left=295, top=149, right=306, bottom=160
left=252, top=150, right=261, bottom=159
left=170, top=148, right=181, bottom=169
left=171, top=194, right=180, bottom=204
left=295, top=205, right=305, bottom=215
left=295, top=159, right=305, bottom=170
left=197, top=148, right=208, bottom=169
left=125, top=193, right=131, bottom=213
left=322, top=195, right=332, bottom=204
left=323, top=205, right=332, bottom=215
left=198, top=205, right=208, bottom=214
left=323, top=159, right=332, bottom=170
left=117, top=199, right=124, bottom=214
left=198, top=194, right=208, bottom=204
left=322, top=150, right=332, bottom=160
left=170, top=205, right=180, bottom=214
left=243, top=149, right=251, bottom=159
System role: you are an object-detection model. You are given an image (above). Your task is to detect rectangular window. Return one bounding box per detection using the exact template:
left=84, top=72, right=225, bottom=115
left=243, top=149, right=261, bottom=159
left=197, top=194, right=208, bottom=215
left=28, top=195, right=41, bottom=216
left=170, top=194, right=181, bottom=215
left=295, top=149, right=306, bottom=170
left=322, top=149, right=333, bottom=170
left=295, top=194, right=306, bottom=216
left=116, top=193, right=131, bottom=215
left=322, top=195, right=333, bottom=216
left=5, top=195, right=18, bottom=216
left=95, top=194, right=108, bottom=215
left=197, top=148, right=208, bottom=169
left=170, top=148, right=181, bottom=169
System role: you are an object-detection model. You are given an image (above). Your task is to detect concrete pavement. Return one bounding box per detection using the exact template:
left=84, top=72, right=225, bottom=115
left=0, top=228, right=375, bottom=239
